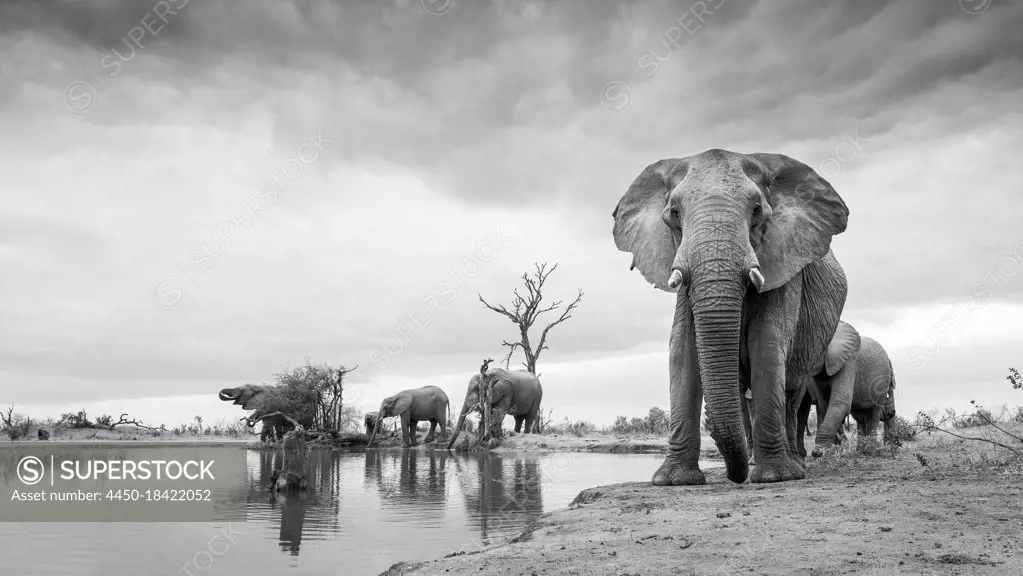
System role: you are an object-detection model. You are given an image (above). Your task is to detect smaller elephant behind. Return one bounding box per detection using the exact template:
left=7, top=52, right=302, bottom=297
left=364, top=411, right=379, bottom=436
left=367, top=386, right=450, bottom=448
left=799, top=322, right=897, bottom=457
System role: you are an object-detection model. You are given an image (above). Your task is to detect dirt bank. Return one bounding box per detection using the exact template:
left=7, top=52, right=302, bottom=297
left=491, top=431, right=723, bottom=460
left=383, top=433, right=1023, bottom=576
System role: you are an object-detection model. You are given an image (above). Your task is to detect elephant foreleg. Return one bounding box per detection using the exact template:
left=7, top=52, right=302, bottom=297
left=748, top=286, right=805, bottom=483
left=400, top=413, right=413, bottom=447
left=513, top=415, right=525, bottom=433
left=408, top=419, right=420, bottom=446
left=652, top=292, right=707, bottom=486
left=796, top=389, right=812, bottom=459
left=814, top=362, right=855, bottom=455
left=740, top=388, right=755, bottom=465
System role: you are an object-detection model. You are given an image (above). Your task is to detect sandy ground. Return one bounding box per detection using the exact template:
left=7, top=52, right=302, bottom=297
left=383, top=431, right=1023, bottom=576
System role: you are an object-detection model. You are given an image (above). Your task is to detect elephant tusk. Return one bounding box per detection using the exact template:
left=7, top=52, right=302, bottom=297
left=748, top=268, right=765, bottom=291
left=667, top=269, right=684, bottom=290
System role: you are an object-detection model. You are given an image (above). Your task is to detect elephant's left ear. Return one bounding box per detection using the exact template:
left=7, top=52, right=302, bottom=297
left=748, top=153, right=849, bottom=292
left=392, top=395, right=413, bottom=416
left=824, top=321, right=861, bottom=377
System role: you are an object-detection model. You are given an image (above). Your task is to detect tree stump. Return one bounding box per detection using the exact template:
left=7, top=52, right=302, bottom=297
left=275, top=425, right=308, bottom=492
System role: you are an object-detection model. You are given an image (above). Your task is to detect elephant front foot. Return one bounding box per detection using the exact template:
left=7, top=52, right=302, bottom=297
left=651, top=458, right=705, bottom=486
left=749, top=459, right=806, bottom=483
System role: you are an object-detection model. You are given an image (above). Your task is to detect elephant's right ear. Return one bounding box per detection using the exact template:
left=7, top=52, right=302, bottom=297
left=824, top=321, right=861, bottom=376
left=612, top=159, right=687, bottom=292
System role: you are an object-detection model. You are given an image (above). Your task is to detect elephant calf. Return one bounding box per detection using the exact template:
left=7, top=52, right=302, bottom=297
left=799, top=321, right=897, bottom=457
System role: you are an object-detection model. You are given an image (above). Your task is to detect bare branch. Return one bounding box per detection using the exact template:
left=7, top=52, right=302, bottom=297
left=110, top=413, right=163, bottom=432
left=479, top=261, right=582, bottom=375
left=535, top=289, right=584, bottom=359
left=478, top=293, right=520, bottom=323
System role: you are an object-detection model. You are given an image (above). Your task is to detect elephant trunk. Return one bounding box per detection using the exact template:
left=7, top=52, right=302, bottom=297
left=446, top=407, right=470, bottom=450
left=691, top=278, right=749, bottom=483
left=678, top=208, right=753, bottom=484
left=367, top=418, right=382, bottom=447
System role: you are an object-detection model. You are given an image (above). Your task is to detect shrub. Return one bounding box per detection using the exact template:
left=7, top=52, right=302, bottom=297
left=884, top=415, right=917, bottom=444
left=58, top=409, right=93, bottom=429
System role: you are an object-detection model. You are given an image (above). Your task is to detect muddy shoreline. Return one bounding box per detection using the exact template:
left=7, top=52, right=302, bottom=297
left=382, top=434, right=1023, bottom=576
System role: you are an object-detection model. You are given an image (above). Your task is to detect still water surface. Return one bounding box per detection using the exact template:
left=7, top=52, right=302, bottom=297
left=0, top=448, right=716, bottom=576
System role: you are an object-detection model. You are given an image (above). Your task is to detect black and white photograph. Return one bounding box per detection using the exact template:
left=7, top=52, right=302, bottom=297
left=0, top=0, right=1021, bottom=574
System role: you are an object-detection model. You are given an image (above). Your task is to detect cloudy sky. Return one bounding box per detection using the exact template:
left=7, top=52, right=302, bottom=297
left=0, top=0, right=1021, bottom=429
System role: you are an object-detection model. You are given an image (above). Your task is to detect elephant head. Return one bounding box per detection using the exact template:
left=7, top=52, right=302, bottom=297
left=218, top=383, right=316, bottom=437
left=612, top=149, right=848, bottom=481
left=219, top=384, right=277, bottom=429
left=366, top=394, right=413, bottom=447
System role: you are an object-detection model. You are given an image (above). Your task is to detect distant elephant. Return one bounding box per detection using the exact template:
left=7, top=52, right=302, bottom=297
left=446, top=368, right=543, bottom=449
left=219, top=384, right=316, bottom=443
left=37, top=429, right=50, bottom=441
left=367, top=386, right=450, bottom=448
left=798, top=324, right=898, bottom=457
left=613, top=149, right=850, bottom=484
left=364, top=411, right=379, bottom=436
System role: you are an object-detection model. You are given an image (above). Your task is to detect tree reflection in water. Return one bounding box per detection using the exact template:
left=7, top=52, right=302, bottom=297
left=254, top=448, right=341, bottom=556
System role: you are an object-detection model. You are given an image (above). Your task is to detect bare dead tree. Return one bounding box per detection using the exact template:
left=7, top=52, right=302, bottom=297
left=109, top=413, right=164, bottom=432
left=478, top=262, right=583, bottom=374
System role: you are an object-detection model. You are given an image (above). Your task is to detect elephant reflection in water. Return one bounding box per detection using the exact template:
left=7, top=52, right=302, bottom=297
left=255, top=449, right=340, bottom=556
left=364, top=449, right=449, bottom=514
left=453, top=454, right=545, bottom=542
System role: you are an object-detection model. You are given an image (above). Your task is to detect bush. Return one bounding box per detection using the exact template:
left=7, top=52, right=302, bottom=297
left=58, top=409, right=94, bottom=429
left=884, top=415, right=917, bottom=444
left=549, top=418, right=596, bottom=437
left=612, top=407, right=671, bottom=436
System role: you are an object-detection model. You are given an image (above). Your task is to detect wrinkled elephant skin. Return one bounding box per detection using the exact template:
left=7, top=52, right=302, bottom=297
left=368, top=386, right=450, bottom=448
left=612, top=149, right=850, bottom=485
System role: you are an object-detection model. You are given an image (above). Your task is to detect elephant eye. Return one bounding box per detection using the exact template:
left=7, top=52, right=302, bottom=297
left=752, top=203, right=762, bottom=217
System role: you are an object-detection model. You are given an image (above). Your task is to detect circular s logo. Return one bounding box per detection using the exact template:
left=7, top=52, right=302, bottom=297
left=18, top=456, right=45, bottom=485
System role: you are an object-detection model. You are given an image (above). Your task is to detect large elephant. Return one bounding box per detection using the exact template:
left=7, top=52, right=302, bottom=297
left=367, top=386, right=450, bottom=448
left=797, top=324, right=898, bottom=457
left=613, top=149, right=850, bottom=485
left=218, top=384, right=316, bottom=443
left=446, top=368, right=543, bottom=449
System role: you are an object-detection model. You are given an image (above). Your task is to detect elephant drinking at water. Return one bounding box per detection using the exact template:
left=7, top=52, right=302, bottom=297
left=447, top=367, right=543, bottom=449
left=612, top=149, right=851, bottom=484
left=367, top=386, right=450, bottom=448
left=219, top=383, right=316, bottom=443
